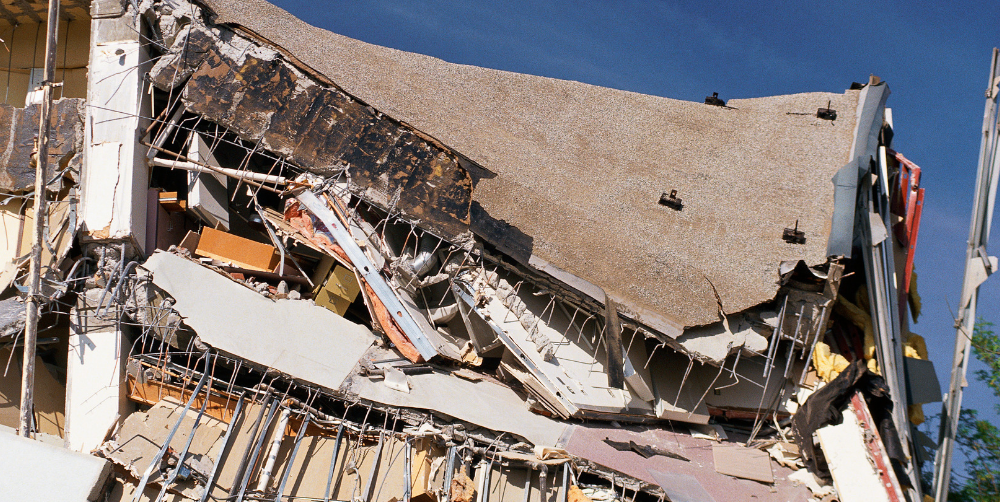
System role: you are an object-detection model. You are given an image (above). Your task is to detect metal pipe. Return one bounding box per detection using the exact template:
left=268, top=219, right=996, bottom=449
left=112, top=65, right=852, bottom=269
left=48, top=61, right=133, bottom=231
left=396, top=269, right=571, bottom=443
left=4, top=23, right=15, bottom=104
left=236, top=398, right=281, bottom=501
left=146, top=104, right=185, bottom=160
left=443, top=446, right=457, bottom=502
left=276, top=412, right=312, bottom=501
left=150, top=157, right=288, bottom=185
left=782, top=304, right=806, bottom=378
left=154, top=354, right=215, bottom=502
left=323, top=423, right=346, bottom=502
left=256, top=405, right=293, bottom=493
left=361, top=431, right=385, bottom=502
left=538, top=465, right=548, bottom=502
left=411, top=236, right=439, bottom=278
left=798, top=304, right=829, bottom=387
left=763, top=296, right=788, bottom=377
left=934, top=47, right=1000, bottom=501
left=476, top=460, right=489, bottom=502
left=19, top=1, right=59, bottom=435
left=229, top=396, right=276, bottom=499
left=132, top=355, right=211, bottom=501
left=403, top=439, right=413, bottom=502
left=199, top=393, right=246, bottom=502
left=559, top=463, right=569, bottom=502
left=143, top=141, right=281, bottom=194
left=521, top=469, right=532, bottom=502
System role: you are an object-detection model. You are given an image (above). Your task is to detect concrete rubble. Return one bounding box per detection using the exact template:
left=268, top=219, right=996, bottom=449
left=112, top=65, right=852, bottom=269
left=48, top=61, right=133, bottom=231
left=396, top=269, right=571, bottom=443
left=0, top=0, right=937, bottom=501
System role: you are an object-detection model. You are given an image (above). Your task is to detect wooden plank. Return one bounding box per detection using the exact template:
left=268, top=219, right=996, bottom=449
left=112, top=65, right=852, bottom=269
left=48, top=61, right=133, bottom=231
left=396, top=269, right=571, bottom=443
left=195, top=227, right=279, bottom=272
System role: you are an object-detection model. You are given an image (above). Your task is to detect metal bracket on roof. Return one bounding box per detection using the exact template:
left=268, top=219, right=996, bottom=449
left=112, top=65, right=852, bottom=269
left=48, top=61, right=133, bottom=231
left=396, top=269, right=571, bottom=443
left=782, top=220, right=806, bottom=244
left=817, top=101, right=837, bottom=121
left=704, top=92, right=725, bottom=107
left=659, top=190, right=683, bottom=210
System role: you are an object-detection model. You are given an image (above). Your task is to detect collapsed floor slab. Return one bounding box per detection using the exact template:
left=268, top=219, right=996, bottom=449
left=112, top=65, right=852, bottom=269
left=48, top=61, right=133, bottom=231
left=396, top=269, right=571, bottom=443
left=142, top=251, right=376, bottom=390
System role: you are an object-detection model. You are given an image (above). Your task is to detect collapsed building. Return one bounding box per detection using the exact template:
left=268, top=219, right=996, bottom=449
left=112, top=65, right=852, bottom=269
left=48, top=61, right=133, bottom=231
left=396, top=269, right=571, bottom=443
left=0, top=0, right=944, bottom=501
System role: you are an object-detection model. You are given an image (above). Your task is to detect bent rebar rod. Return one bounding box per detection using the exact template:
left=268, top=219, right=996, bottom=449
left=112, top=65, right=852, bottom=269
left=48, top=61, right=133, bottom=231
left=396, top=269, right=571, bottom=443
left=132, top=354, right=211, bottom=502
left=276, top=412, right=312, bottom=501
left=323, top=422, right=346, bottom=502
left=361, top=430, right=385, bottom=502
left=236, top=399, right=281, bottom=501
left=198, top=392, right=246, bottom=502
left=229, top=395, right=276, bottom=499
left=154, top=354, right=215, bottom=502
left=97, top=261, right=139, bottom=318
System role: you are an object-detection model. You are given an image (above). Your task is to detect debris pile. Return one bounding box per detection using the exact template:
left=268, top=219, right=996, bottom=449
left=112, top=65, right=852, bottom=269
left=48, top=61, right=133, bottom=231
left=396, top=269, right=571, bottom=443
left=0, top=1, right=938, bottom=501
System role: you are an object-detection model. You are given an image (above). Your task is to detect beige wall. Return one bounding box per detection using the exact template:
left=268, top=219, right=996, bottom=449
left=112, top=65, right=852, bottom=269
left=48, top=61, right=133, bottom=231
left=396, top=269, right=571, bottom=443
left=0, top=19, right=90, bottom=106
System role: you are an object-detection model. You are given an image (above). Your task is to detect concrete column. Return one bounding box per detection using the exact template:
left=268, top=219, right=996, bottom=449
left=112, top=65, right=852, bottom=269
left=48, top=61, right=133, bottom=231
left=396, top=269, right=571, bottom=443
left=64, top=288, right=129, bottom=453
left=79, top=0, right=150, bottom=252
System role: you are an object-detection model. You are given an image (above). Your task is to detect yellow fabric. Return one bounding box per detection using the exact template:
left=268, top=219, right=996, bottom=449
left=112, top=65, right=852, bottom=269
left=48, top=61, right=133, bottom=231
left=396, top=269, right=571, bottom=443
left=909, top=270, right=922, bottom=322
left=868, top=357, right=880, bottom=375
left=813, top=342, right=851, bottom=382
left=909, top=404, right=925, bottom=425
left=904, top=333, right=928, bottom=360
left=903, top=333, right=929, bottom=425
left=833, top=289, right=880, bottom=374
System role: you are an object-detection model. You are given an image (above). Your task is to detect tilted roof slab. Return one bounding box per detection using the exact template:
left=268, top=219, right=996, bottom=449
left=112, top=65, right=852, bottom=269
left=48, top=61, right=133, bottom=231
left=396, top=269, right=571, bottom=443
left=200, top=0, right=861, bottom=330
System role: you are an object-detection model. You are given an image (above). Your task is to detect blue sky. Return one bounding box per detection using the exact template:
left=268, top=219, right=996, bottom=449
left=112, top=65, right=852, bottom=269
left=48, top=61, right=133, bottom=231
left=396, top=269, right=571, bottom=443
left=270, top=0, right=999, bottom=457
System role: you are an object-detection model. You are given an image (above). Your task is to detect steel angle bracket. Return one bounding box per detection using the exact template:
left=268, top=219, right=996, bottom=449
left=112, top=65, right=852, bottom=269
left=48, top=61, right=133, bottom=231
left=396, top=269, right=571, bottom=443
left=451, top=280, right=579, bottom=416
left=296, top=191, right=439, bottom=361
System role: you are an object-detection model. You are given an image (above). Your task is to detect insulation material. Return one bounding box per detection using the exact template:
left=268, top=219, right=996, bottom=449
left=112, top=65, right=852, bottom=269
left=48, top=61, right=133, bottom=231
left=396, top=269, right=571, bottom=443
left=812, top=342, right=850, bottom=382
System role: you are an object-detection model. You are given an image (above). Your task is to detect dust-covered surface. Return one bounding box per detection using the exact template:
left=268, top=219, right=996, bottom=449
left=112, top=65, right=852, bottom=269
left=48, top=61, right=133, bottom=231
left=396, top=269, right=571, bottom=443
left=201, top=0, right=858, bottom=329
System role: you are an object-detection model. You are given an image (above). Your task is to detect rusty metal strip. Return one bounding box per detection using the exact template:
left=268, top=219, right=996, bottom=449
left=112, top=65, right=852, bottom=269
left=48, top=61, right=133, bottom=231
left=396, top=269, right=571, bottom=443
left=296, top=190, right=439, bottom=361
left=850, top=392, right=905, bottom=502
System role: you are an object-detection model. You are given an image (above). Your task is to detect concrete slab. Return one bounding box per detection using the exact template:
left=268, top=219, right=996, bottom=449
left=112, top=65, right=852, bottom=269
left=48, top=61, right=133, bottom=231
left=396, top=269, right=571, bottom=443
left=142, top=251, right=375, bottom=391
left=66, top=289, right=128, bottom=453
left=0, top=431, right=110, bottom=501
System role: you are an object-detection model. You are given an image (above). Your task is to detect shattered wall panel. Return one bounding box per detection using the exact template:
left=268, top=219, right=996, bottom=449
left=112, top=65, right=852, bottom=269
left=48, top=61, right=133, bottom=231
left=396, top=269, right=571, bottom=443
left=0, top=98, right=85, bottom=191
left=150, top=24, right=474, bottom=238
